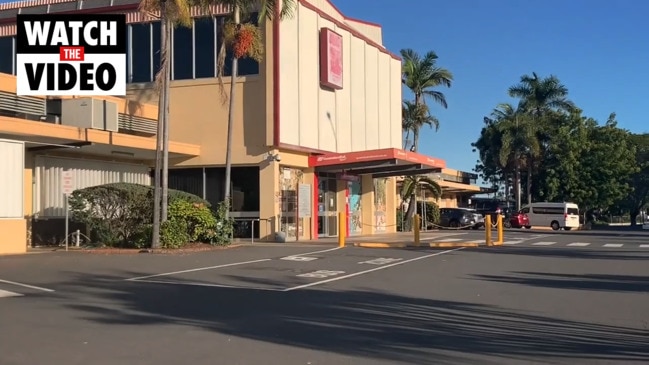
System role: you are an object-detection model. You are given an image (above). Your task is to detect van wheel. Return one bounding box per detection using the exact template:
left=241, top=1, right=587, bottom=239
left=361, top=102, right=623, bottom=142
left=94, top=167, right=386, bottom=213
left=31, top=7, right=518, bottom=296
left=551, top=221, right=560, bottom=231
left=524, top=226, right=531, bottom=229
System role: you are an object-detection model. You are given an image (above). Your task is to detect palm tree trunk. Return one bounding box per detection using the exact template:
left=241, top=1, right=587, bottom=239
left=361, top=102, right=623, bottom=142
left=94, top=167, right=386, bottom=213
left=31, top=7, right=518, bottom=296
left=161, top=13, right=171, bottom=222
left=403, top=129, right=410, bottom=149
left=514, top=161, right=521, bottom=211
left=526, top=160, right=532, bottom=204
left=412, top=128, right=419, bottom=152
left=405, top=193, right=417, bottom=231
left=151, top=0, right=168, bottom=248
left=223, top=5, right=240, bottom=216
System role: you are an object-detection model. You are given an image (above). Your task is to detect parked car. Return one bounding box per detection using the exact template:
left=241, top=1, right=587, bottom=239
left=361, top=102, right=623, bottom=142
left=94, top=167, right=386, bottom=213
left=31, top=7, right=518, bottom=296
left=438, top=208, right=484, bottom=229
left=509, top=210, right=530, bottom=228
left=472, top=198, right=514, bottom=223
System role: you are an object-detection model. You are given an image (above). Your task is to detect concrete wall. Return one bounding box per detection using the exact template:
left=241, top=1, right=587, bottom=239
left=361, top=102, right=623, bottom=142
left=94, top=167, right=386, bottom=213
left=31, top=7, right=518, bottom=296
left=278, top=2, right=401, bottom=153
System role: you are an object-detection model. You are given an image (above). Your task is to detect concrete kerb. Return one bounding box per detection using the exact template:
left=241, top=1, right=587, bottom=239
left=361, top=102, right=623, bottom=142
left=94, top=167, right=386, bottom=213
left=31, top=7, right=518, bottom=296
left=354, top=241, right=484, bottom=249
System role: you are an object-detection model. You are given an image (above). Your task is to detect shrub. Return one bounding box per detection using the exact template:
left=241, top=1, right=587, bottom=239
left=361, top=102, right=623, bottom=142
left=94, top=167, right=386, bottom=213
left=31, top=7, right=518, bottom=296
left=69, top=183, right=211, bottom=248
left=417, top=201, right=441, bottom=228
left=160, top=199, right=234, bottom=247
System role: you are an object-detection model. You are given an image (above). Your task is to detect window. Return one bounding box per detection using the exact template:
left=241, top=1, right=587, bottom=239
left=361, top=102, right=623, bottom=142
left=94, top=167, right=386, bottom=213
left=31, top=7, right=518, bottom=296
left=172, top=23, right=193, bottom=80
left=216, top=14, right=260, bottom=77
left=152, top=22, right=162, bottom=77
left=521, top=207, right=530, bottom=214
left=205, top=166, right=259, bottom=211
left=567, top=208, right=579, bottom=215
left=169, top=168, right=204, bottom=198
left=194, top=17, right=215, bottom=78
left=0, top=37, right=14, bottom=75
left=130, top=23, right=152, bottom=83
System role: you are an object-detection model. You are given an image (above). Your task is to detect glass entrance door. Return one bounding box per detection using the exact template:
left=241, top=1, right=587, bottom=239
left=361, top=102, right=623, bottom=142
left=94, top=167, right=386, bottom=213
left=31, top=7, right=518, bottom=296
left=317, top=176, right=338, bottom=237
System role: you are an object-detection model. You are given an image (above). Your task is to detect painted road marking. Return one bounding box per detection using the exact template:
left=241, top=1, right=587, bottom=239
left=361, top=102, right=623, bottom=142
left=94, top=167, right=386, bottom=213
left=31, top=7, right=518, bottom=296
left=532, top=241, right=556, bottom=246
left=0, top=279, right=54, bottom=292
left=503, top=241, right=521, bottom=245
left=281, top=256, right=318, bottom=262
left=130, top=279, right=285, bottom=291
left=125, top=259, right=272, bottom=281
left=0, top=289, right=23, bottom=298
left=289, top=247, right=343, bottom=257
left=567, top=242, right=591, bottom=247
left=358, top=258, right=402, bottom=265
left=640, top=244, right=649, bottom=248
left=436, top=238, right=463, bottom=242
left=603, top=244, right=623, bottom=248
left=297, top=270, right=345, bottom=278
left=284, top=248, right=464, bottom=292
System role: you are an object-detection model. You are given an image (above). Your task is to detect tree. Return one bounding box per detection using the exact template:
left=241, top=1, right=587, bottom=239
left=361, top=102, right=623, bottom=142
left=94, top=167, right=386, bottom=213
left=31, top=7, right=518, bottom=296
left=216, top=0, right=296, bottom=217
left=400, top=175, right=442, bottom=231
left=491, top=103, right=540, bottom=210
left=621, top=133, right=649, bottom=225
left=508, top=72, right=576, bottom=204
left=400, top=49, right=452, bottom=151
left=402, top=100, right=439, bottom=151
left=139, top=0, right=193, bottom=248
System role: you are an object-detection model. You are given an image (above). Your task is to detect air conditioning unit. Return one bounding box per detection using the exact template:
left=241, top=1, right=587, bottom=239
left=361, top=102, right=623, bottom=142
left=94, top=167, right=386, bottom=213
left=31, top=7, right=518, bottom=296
left=60, top=98, right=118, bottom=132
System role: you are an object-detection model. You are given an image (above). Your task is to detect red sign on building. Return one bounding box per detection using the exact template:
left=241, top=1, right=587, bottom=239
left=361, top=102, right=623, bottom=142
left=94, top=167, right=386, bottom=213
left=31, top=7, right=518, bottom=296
left=319, top=28, right=343, bottom=90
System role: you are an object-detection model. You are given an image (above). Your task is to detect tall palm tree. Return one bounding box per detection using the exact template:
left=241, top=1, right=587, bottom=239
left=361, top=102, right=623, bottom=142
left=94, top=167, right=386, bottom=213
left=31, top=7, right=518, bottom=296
left=491, top=103, right=540, bottom=210
left=400, top=175, right=442, bottom=231
left=508, top=72, right=575, bottom=204
left=215, top=0, right=296, bottom=216
left=139, top=0, right=295, bottom=245
left=402, top=100, right=439, bottom=151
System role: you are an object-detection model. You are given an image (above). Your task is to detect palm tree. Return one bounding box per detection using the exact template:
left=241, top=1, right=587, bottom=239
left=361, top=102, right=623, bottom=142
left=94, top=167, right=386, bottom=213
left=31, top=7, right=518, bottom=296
left=401, top=49, right=453, bottom=107
left=400, top=175, right=442, bottom=231
left=215, top=0, right=296, bottom=216
left=491, top=103, right=540, bottom=210
left=139, top=0, right=295, bottom=245
left=508, top=72, right=575, bottom=204
left=402, top=100, right=439, bottom=151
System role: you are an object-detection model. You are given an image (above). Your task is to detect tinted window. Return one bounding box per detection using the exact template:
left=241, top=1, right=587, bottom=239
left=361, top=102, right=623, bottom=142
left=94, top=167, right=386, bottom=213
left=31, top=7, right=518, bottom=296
left=130, top=23, right=152, bottom=83
left=532, top=206, right=565, bottom=214
left=521, top=207, right=530, bottom=214
left=173, top=24, right=193, bottom=80
left=194, top=17, right=215, bottom=78
left=0, top=36, right=14, bottom=74
left=152, top=21, right=161, bottom=77
left=567, top=208, right=579, bottom=215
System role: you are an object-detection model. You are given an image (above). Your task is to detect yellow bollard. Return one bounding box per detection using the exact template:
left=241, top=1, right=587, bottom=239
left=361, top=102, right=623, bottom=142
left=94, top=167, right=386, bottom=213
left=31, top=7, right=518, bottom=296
left=496, top=214, right=504, bottom=245
left=485, top=214, right=492, bottom=246
left=414, top=214, right=421, bottom=246
left=338, top=211, right=346, bottom=247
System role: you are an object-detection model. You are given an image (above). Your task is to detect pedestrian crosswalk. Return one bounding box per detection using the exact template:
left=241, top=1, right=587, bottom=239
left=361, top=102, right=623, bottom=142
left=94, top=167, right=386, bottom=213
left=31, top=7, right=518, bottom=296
left=502, top=240, right=649, bottom=248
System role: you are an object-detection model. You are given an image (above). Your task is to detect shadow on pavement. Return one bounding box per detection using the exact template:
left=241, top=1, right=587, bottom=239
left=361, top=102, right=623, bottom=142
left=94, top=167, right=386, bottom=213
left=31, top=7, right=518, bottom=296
left=476, top=247, right=649, bottom=261
left=472, top=272, right=649, bottom=293
left=53, top=271, right=649, bottom=364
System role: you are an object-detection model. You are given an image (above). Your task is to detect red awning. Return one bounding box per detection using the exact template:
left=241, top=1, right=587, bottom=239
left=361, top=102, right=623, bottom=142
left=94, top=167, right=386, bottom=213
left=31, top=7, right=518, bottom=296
left=308, top=148, right=446, bottom=177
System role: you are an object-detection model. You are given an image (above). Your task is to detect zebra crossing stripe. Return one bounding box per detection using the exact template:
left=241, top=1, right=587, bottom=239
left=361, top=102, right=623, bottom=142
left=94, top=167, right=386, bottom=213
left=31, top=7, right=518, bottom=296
left=531, top=241, right=556, bottom=246
left=567, top=242, right=591, bottom=247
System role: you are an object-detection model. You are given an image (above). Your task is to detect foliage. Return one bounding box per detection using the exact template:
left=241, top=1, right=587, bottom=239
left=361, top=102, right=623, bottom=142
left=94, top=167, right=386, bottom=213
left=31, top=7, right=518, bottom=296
left=416, top=201, right=441, bottom=227
left=473, top=72, right=640, bottom=216
left=402, top=100, right=439, bottom=151
left=618, top=133, right=649, bottom=224
left=69, top=183, right=228, bottom=248
left=400, top=175, right=442, bottom=231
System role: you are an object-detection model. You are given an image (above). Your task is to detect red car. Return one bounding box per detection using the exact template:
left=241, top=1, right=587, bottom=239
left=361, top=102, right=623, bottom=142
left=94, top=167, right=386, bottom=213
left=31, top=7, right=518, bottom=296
left=509, top=211, right=530, bottom=228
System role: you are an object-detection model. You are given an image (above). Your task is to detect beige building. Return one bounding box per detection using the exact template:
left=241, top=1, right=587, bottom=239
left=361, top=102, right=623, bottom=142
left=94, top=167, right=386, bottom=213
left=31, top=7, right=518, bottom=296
left=0, top=0, right=483, bottom=254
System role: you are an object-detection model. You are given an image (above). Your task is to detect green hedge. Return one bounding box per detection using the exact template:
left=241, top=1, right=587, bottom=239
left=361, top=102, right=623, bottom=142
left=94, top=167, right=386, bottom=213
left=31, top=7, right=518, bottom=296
left=397, top=201, right=441, bottom=231
left=69, top=183, right=232, bottom=248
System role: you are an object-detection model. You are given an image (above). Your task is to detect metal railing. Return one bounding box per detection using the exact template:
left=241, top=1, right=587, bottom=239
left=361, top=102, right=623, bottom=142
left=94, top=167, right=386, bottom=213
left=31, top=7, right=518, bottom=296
left=232, top=218, right=272, bottom=243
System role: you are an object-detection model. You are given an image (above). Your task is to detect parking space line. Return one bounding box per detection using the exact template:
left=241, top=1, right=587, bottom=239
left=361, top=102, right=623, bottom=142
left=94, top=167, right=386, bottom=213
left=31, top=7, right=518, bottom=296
left=603, top=243, right=623, bottom=248
left=131, top=278, right=285, bottom=291
left=531, top=241, right=556, bottom=246
left=640, top=244, right=649, bottom=248
left=282, top=247, right=464, bottom=292
left=0, top=289, right=23, bottom=298
left=125, top=259, right=272, bottom=281
left=567, top=242, right=591, bottom=247
left=288, top=246, right=343, bottom=257
left=0, top=279, right=54, bottom=292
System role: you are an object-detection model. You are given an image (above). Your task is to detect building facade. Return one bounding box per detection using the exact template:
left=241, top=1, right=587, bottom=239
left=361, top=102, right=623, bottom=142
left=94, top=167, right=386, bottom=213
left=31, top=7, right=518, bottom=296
left=0, top=0, right=482, bottom=254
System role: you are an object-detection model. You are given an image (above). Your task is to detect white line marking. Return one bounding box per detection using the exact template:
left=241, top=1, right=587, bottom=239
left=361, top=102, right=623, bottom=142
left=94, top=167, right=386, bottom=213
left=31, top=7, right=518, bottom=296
left=358, top=258, right=402, bottom=265
left=0, top=289, right=23, bottom=298
left=125, top=259, right=272, bottom=281
left=603, top=244, right=623, bottom=248
left=297, top=270, right=345, bottom=278
left=567, top=242, right=591, bottom=247
left=0, top=279, right=54, bottom=292
left=280, top=256, right=318, bottom=262
left=531, top=241, right=556, bottom=246
left=283, top=248, right=464, bottom=292
left=131, top=279, right=284, bottom=291
left=291, top=247, right=343, bottom=257
left=640, top=244, right=649, bottom=248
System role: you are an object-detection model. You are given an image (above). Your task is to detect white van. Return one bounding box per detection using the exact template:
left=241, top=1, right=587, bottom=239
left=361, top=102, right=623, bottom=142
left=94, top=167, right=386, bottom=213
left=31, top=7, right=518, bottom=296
left=521, top=202, right=580, bottom=230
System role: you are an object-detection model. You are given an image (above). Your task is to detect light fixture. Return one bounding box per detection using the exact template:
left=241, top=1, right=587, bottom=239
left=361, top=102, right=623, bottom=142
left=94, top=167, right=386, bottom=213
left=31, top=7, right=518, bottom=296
left=266, top=151, right=281, bottom=162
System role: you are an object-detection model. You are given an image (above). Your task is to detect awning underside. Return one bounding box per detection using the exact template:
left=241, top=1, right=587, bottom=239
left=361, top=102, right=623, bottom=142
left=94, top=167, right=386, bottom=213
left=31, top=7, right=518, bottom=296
left=314, top=158, right=440, bottom=178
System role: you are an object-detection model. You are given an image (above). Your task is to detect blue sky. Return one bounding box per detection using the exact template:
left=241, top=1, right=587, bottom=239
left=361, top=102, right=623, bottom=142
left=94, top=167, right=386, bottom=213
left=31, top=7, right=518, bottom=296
left=335, top=0, right=649, bottom=175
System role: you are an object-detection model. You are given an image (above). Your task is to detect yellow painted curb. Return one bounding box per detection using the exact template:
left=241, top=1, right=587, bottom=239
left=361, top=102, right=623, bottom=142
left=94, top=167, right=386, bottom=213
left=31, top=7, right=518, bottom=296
left=354, top=242, right=408, bottom=248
